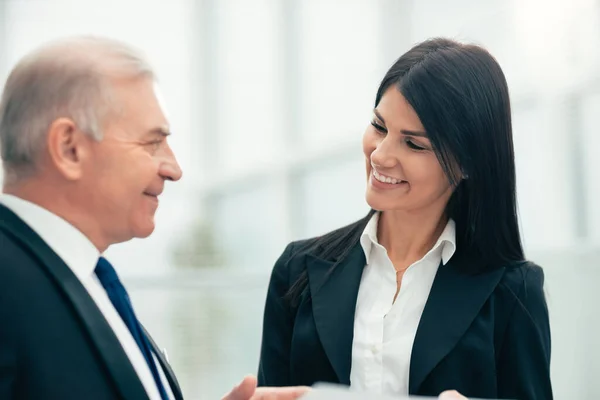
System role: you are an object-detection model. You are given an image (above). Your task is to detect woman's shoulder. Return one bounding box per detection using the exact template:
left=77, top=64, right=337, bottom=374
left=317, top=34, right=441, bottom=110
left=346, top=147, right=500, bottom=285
left=499, top=260, right=545, bottom=294
left=280, top=213, right=373, bottom=262
left=493, top=260, right=548, bottom=316
left=272, top=216, right=370, bottom=282
left=275, top=231, right=341, bottom=270
left=271, top=236, right=324, bottom=273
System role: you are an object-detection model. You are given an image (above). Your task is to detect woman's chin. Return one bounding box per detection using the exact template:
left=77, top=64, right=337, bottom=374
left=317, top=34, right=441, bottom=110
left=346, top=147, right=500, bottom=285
left=365, top=193, right=406, bottom=212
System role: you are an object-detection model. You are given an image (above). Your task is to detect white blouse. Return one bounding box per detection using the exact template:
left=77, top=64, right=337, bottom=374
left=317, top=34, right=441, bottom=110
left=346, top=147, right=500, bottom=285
left=350, top=212, right=456, bottom=395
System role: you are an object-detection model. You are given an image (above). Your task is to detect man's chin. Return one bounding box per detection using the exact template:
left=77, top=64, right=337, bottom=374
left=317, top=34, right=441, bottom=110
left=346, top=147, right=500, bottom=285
left=133, top=220, right=156, bottom=239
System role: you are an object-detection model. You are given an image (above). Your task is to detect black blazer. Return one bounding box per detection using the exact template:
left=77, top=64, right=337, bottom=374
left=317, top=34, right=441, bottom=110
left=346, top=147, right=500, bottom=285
left=258, top=239, right=553, bottom=400
left=0, top=204, right=183, bottom=400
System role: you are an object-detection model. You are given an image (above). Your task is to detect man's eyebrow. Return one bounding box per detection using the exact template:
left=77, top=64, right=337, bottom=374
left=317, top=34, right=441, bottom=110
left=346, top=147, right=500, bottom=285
left=148, top=127, right=171, bottom=137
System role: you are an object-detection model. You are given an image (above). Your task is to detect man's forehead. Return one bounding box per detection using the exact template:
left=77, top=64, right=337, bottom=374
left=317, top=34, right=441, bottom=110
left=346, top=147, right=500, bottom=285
left=104, top=78, right=170, bottom=136
left=153, top=81, right=171, bottom=122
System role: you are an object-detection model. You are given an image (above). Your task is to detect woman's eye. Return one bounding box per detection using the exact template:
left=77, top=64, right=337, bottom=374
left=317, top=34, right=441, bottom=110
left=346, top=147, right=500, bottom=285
left=370, top=120, right=387, bottom=134
left=406, top=139, right=426, bottom=151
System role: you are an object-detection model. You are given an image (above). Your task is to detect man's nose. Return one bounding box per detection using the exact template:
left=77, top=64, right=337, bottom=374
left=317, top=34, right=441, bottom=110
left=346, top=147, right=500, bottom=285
left=159, top=146, right=183, bottom=182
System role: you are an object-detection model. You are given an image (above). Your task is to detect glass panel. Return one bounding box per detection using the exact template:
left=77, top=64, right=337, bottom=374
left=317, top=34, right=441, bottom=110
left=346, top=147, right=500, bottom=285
left=298, top=0, right=381, bottom=147
left=295, top=157, right=369, bottom=238
left=579, top=92, right=600, bottom=245
left=209, top=182, right=288, bottom=272
left=214, top=0, right=283, bottom=174
left=512, top=104, right=577, bottom=250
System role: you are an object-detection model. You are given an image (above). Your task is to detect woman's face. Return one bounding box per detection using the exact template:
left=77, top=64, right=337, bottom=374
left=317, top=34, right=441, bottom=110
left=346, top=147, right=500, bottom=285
left=363, top=87, right=455, bottom=214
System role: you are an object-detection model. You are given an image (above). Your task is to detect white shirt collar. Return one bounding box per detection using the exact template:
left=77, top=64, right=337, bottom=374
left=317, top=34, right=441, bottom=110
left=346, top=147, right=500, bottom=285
left=360, top=211, right=456, bottom=266
left=0, top=194, right=100, bottom=282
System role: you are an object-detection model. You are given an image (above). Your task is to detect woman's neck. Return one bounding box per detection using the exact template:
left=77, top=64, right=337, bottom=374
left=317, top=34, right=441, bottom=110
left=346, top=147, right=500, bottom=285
left=377, top=206, right=448, bottom=268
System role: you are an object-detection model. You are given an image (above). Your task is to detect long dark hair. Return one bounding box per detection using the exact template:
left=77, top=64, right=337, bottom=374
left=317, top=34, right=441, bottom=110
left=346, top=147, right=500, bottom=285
left=287, top=38, right=524, bottom=304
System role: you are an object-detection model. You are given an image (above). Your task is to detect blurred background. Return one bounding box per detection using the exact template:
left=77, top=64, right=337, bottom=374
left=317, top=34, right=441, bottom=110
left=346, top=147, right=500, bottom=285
left=1, top=0, right=600, bottom=398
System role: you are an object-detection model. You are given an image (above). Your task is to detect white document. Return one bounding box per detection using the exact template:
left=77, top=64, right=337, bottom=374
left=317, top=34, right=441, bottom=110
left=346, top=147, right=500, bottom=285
left=300, top=383, right=434, bottom=399
left=301, top=383, right=497, bottom=400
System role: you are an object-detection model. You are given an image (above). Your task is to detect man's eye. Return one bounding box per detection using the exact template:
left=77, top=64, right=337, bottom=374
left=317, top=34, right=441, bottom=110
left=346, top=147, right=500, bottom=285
left=146, top=140, right=163, bottom=151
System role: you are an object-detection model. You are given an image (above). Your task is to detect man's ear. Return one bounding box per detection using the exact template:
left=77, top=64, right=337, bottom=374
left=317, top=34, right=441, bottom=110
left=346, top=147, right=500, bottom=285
left=46, top=118, right=90, bottom=181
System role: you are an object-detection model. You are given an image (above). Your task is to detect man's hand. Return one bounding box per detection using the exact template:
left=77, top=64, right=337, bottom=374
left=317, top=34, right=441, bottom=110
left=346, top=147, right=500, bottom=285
left=222, top=375, right=310, bottom=400
left=438, top=390, right=468, bottom=399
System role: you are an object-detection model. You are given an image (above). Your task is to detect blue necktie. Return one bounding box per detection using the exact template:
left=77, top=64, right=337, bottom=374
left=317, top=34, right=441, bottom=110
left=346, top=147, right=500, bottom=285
left=95, top=257, right=169, bottom=400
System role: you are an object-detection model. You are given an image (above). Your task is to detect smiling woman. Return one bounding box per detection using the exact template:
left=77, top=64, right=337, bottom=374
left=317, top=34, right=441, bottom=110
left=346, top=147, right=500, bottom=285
left=364, top=90, right=453, bottom=215
left=257, top=38, right=553, bottom=400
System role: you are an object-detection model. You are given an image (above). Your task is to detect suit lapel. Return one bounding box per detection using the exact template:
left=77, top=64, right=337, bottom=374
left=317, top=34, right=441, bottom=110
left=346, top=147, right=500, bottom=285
left=0, top=205, right=149, bottom=400
left=307, top=243, right=366, bottom=385
left=409, top=257, right=505, bottom=393
left=143, top=325, right=184, bottom=400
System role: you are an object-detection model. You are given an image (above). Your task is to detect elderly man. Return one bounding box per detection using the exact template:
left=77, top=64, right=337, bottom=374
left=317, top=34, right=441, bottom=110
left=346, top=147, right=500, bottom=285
left=0, top=36, right=306, bottom=400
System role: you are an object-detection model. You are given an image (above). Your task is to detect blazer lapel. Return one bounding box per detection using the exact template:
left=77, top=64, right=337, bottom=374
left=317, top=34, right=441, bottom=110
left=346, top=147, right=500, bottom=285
left=307, top=243, right=366, bottom=385
left=143, top=325, right=184, bottom=400
left=0, top=205, right=149, bottom=400
left=409, top=257, right=505, bottom=393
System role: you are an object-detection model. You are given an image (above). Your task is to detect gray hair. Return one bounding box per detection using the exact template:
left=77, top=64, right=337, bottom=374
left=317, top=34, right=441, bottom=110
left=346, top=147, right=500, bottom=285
left=0, top=36, right=155, bottom=184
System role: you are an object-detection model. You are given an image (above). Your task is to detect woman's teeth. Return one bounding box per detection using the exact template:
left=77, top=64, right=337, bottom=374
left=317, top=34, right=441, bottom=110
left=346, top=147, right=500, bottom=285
left=373, top=169, right=403, bottom=184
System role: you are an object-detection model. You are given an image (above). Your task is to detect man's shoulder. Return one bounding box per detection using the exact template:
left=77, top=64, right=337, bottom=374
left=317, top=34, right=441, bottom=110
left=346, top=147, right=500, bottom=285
left=0, top=226, right=31, bottom=264
left=0, top=228, right=50, bottom=290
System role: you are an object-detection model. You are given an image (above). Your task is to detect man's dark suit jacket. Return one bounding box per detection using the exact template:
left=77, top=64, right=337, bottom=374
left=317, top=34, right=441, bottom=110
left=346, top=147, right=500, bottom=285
left=258, top=239, right=553, bottom=400
left=0, top=204, right=183, bottom=400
